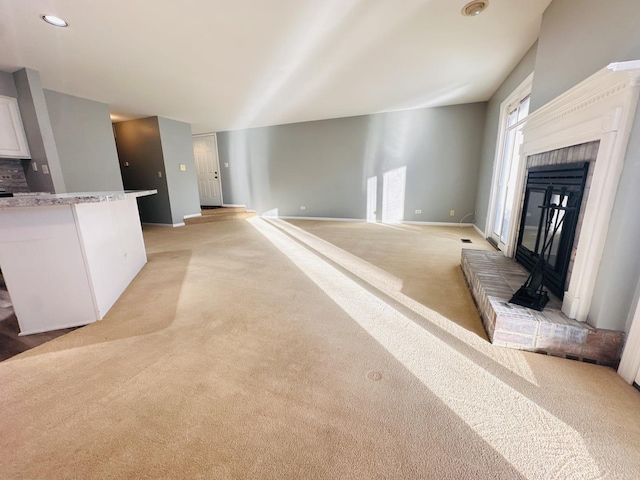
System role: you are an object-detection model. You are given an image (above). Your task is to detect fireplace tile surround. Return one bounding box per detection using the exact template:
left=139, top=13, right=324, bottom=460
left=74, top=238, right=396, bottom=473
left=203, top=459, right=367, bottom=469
left=518, top=141, right=599, bottom=294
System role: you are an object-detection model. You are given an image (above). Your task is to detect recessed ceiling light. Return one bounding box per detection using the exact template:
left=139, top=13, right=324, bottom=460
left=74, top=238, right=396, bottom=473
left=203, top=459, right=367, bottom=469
left=41, top=15, right=69, bottom=27
left=461, top=1, right=489, bottom=17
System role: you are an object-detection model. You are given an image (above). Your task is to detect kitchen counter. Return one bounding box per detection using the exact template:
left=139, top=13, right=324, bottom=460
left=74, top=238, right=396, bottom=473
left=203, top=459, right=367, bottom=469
left=0, top=189, right=156, bottom=207
left=0, top=190, right=157, bottom=335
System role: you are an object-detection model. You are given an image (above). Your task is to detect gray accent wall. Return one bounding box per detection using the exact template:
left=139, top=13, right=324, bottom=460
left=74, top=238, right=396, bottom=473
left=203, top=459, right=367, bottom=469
left=114, top=117, right=172, bottom=225
left=114, top=116, right=200, bottom=225
left=44, top=90, right=124, bottom=192
left=12, top=68, right=66, bottom=193
left=218, top=103, right=487, bottom=221
left=532, top=0, right=640, bottom=111
left=473, top=42, right=538, bottom=233
left=157, top=117, right=201, bottom=224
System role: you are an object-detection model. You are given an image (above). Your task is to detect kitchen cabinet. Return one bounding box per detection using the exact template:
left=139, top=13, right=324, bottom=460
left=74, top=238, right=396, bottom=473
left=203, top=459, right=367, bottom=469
left=0, top=95, right=30, bottom=158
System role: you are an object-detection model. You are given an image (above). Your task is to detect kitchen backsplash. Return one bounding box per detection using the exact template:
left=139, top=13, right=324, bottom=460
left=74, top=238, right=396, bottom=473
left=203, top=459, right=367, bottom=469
left=0, top=159, right=29, bottom=192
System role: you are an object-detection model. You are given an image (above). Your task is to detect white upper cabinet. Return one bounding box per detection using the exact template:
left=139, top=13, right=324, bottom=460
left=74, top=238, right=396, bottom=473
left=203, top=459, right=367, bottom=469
left=0, top=95, right=31, bottom=158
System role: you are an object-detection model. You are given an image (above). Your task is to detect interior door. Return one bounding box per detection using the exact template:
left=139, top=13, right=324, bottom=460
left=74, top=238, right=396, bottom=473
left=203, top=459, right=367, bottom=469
left=193, top=134, right=223, bottom=206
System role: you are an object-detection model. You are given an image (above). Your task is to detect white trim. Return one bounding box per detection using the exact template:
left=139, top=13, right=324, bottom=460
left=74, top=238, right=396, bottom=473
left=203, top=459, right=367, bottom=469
left=403, top=221, right=476, bottom=227
left=222, top=203, right=247, bottom=208
left=260, top=217, right=477, bottom=226
left=246, top=209, right=256, bottom=213
left=485, top=72, right=534, bottom=241
left=618, top=292, right=640, bottom=383
left=517, top=60, right=640, bottom=322
left=183, top=213, right=202, bottom=219
left=18, top=319, right=97, bottom=336
left=473, top=224, right=485, bottom=237
left=264, top=215, right=365, bottom=222
left=142, top=222, right=185, bottom=228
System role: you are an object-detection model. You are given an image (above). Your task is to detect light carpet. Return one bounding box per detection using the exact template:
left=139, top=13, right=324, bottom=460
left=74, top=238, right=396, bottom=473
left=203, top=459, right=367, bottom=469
left=1, top=218, right=639, bottom=479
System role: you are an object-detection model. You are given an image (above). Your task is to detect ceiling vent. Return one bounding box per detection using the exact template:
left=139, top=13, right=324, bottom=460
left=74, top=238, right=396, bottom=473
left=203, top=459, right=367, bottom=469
left=461, top=1, right=489, bottom=17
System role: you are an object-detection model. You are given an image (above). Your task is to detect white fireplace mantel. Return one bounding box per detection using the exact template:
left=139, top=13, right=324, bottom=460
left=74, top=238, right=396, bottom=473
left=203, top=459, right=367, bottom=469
left=514, top=60, right=640, bottom=323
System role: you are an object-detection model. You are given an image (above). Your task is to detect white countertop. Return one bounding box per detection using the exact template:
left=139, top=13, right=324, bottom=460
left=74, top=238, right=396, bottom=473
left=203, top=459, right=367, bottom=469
left=0, top=190, right=157, bottom=208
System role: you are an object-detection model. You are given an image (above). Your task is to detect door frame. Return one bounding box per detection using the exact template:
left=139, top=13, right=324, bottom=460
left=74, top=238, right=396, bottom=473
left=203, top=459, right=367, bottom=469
left=193, top=133, right=224, bottom=206
left=485, top=72, right=534, bottom=253
left=618, top=280, right=640, bottom=384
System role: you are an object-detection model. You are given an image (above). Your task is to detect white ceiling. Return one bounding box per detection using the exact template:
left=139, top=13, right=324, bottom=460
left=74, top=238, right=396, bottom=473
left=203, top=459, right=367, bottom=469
left=0, top=0, right=552, bottom=134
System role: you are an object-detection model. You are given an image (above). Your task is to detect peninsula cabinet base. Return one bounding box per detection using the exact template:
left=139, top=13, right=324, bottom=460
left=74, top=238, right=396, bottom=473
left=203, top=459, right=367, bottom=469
left=0, top=196, right=148, bottom=335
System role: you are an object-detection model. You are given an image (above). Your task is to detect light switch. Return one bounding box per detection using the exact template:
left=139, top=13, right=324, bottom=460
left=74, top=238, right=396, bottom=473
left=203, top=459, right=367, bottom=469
left=158, top=171, right=163, bottom=178
left=180, top=164, right=186, bottom=171
left=124, top=162, right=129, bottom=167
left=42, top=165, right=50, bottom=175
left=224, top=163, right=229, bottom=168
left=31, top=162, right=38, bottom=172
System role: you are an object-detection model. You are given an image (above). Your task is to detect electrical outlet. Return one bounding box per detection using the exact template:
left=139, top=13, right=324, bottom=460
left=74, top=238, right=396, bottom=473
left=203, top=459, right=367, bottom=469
left=450, top=210, right=455, bottom=216
left=300, top=206, right=306, bottom=210
left=42, top=165, right=50, bottom=175
left=224, top=163, right=229, bottom=168
left=415, top=209, right=422, bottom=214
left=180, top=164, right=186, bottom=171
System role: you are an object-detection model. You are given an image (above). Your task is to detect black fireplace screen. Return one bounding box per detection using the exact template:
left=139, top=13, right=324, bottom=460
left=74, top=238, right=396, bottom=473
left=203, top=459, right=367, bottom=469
left=515, top=162, right=589, bottom=298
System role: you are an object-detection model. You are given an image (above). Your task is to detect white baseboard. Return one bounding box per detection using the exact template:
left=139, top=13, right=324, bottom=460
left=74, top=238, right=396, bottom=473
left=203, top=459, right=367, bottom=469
left=142, top=222, right=185, bottom=228
left=265, top=215, right=366, bottom=222
left=402, top=221, right=475, bottom=227
left=222, top=203, right=247, bottom=208
left=183, top=213, right=202, bottom=219
left=472, top=224, right=485, bottom=237
left=19, top=319, right=97, bottom=336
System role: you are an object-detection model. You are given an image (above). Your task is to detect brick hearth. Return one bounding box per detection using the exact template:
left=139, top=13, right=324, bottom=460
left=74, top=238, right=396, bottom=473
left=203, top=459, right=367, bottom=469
left=461, top=249, right=624, bottom=367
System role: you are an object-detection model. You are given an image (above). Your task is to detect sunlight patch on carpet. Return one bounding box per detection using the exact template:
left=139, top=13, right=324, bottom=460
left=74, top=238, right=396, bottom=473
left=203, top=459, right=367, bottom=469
left=249, top=217, right=601, bottom=479
left=264, top=218, right=539, bottom=386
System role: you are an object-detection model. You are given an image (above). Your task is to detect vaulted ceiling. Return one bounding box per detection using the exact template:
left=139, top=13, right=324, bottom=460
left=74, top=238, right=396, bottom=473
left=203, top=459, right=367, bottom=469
left=0, top=0, right=552, bottom=133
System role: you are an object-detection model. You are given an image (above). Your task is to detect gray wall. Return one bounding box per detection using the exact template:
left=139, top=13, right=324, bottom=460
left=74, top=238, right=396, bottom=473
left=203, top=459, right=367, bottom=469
left=218, top=103, right=487, bottom=221
left=474, top=42, right=538, bottom=232
left=12, top=68, right=66, bottom=193
left=532, top=0, right=640, bottom=111
left=114, top=117, right=172, bottom=225
left=44, top=90, right=124, bottom=192
left=157, top=117, right=201, bottom=224
left=0, top=71, right=17, bottom=98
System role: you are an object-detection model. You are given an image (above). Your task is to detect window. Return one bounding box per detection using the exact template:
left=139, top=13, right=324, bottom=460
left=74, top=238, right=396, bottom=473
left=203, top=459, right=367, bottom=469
left=487, top=74, right=533, bottom=252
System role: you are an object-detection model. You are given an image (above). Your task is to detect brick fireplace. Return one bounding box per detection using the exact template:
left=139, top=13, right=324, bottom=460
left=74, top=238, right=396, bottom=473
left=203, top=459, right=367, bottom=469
left=464, top=60, right=640, bottom=365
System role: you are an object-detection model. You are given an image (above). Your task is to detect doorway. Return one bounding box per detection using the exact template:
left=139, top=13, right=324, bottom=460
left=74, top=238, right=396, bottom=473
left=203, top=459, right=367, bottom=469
left=193, top=134, right=223, bottom=206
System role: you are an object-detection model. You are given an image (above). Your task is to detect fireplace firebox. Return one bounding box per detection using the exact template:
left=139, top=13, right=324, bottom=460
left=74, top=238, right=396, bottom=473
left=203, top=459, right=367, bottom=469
left=514, top=162, right=589, bottom=298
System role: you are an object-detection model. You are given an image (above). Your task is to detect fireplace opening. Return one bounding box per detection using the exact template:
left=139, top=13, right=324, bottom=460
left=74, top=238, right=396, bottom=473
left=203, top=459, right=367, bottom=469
left=515, top=162, right=589, bottom=298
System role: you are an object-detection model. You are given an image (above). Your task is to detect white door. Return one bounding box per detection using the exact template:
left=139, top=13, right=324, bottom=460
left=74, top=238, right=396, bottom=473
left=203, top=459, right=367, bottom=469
left=193, top=134, right=223, bottom=206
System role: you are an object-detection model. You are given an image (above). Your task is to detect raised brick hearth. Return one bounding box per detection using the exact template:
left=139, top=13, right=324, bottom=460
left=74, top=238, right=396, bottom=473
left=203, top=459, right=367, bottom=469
left=461, top=249, right=624, bottom=367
